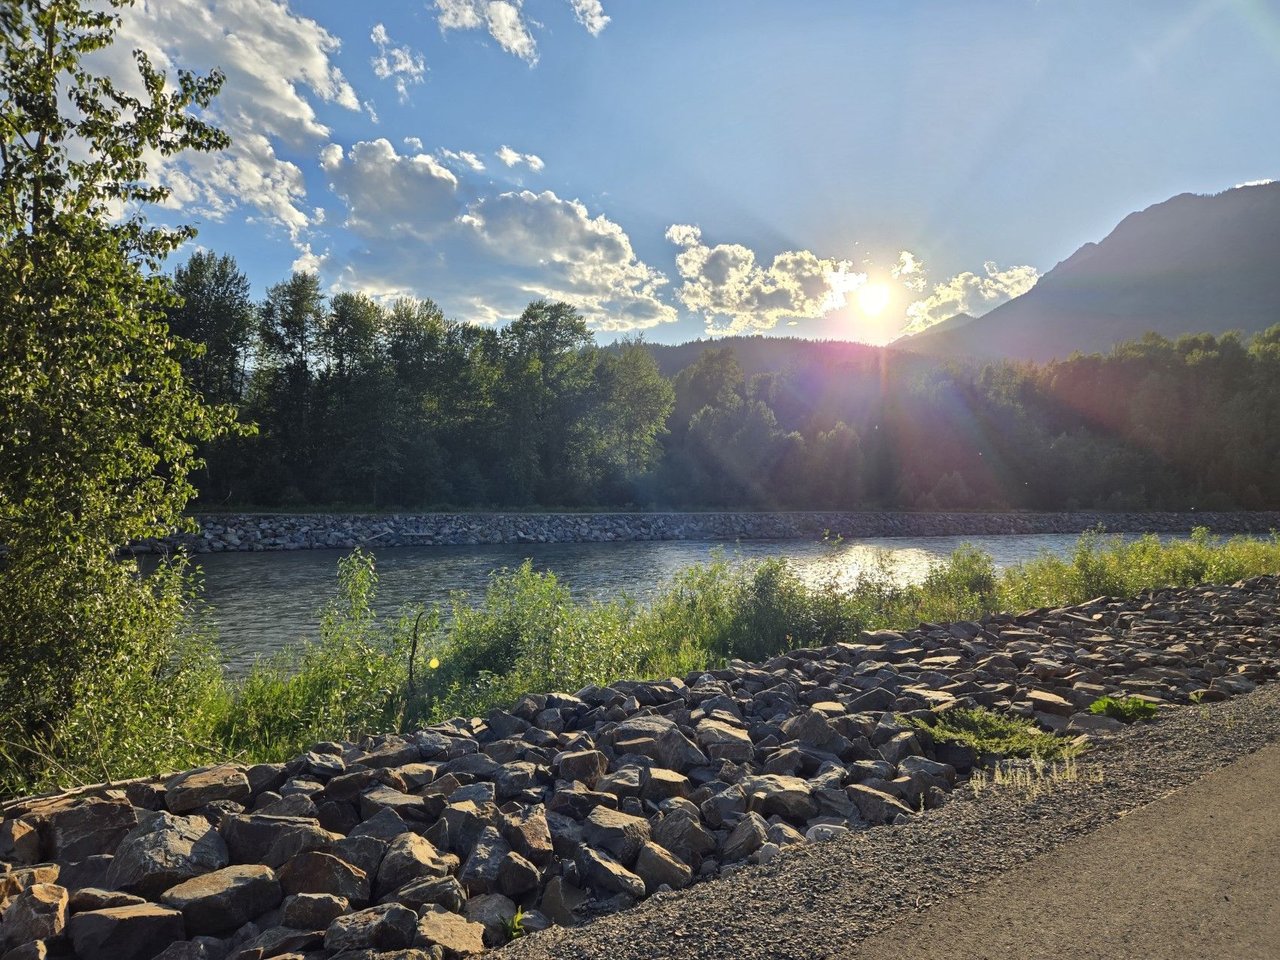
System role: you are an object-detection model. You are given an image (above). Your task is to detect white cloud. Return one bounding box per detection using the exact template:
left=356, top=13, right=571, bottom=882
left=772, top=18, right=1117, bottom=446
left=291, top=243, right=329, bottom=274
left=1234, top=178, right=1274, bottom=189
left=434, top=0, right=611, bottom=62
left=902, top=261, right=1041, bottom=335
left=891, top=250, right=927, bottom=292
left=371, top=22, right=427, bottom=104
left=440, top=149, right=487, bottom=172
left=570, top=0, right=611, bottom=35
left=322, top=139, right=675, bottom=330
left=404, top=136, right=425, bottom=151
left=108, top=0, right=360, bottom=243
left=496, top=145, right=545, bottom=171
left=665, top=224, right=867, bottom=335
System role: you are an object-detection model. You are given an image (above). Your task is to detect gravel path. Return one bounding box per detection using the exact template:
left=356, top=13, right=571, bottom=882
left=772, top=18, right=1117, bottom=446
left=851, top=740, right=1280, bottom=960
left=501, top=681, right=1280, bottom=960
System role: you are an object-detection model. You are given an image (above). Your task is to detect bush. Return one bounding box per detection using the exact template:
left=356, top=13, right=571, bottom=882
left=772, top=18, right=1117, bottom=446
left=1089, top=695, right=1158, bottom=723
left=907, top=707, right=1077, bottom=761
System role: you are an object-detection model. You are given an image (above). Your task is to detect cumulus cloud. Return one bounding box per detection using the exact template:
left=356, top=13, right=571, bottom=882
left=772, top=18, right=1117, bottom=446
left=570, top=0, right=611, bottom=35
left=665, top=224, right=867, bottom=335
left=891, top=250, right=927, bottom=292
left=902, top=261, right=1041, bottom=335
left=371, top=22, right=426, bottom=103
left=496, top=145, right=545, bottom=171
left=322, top=139, right=674, bottom=330
left=107, top=0, right=360, bottom=242
left=434, top=0, right=610, bottom=62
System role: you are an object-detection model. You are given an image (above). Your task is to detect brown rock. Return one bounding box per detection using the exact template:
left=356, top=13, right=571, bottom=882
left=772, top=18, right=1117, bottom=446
left=47, top=800, right=137, bottom=862
left=68, top=888, right=146, bottom=913
left=0, top=821, right=40, bottom=867
left=633, top=841, right=692, bottom=894
left=278, top=851, right=369, bottom=905
left=166, top=766, right=251, bottom=814
left=281, top=892, right=347, bottom=930
left=106, top=813, right=229, bottom=898
left=1, top=884, right=67, bottom=949
left=414, top=904, right=486, bottom=956
left=161, top=864, right=281, bottom=936
left=500, top=806, right=553, bottom=866
left=324, top=903, right=417, bottom=952
left=68, top=904, right=186, bottom=960
left=374, top=833, right=455, bottom=898
left=582, top=806, right=650, bottom=866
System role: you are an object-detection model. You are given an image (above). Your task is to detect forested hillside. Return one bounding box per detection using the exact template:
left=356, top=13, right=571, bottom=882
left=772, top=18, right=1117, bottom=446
left=175, top=252, right=1280, bottom=513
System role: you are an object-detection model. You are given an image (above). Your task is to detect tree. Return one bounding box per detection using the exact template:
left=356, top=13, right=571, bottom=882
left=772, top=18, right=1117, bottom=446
left=0, top=0, right=235, bottom=776
left=167, top=250, right=254, bottom=405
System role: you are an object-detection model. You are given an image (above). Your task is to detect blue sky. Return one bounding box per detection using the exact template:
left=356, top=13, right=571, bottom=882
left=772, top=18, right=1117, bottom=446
left=119, top=0, right=1280, bottom=344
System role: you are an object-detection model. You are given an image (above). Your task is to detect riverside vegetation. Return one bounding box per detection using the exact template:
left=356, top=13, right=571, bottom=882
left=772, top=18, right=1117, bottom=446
left=4, top=527, right=1278, bottom=798
left=2, top=546, right=1277, bottom=960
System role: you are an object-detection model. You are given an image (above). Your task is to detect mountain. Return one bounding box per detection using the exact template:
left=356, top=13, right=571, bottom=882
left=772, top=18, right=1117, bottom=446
left=897, top=181, right=1280, bottom=361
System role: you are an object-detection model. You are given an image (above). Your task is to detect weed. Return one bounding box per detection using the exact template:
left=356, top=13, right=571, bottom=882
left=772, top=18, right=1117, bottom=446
left=908, top=707, right=1079, bottom=762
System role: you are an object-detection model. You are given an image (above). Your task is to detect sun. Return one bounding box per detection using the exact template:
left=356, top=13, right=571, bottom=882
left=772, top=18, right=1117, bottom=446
left=857, top=282, right=891, bottom=317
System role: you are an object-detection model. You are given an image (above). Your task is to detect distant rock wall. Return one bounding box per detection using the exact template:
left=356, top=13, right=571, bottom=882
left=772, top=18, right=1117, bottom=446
left=132, top=511, right=1280, bottom=554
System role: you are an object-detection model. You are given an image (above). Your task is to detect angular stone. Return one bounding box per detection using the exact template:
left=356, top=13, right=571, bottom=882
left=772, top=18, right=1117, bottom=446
left=380, top=875, right=465, bottom=913
left=106, top=813, right=229, bottom=898
left=633, top=841, right=691, bottom=894
left=328, top=835, right=389, bottom=879
left=281, top=893, right=347, bottom=930
left=161, top=864, right=281, bottom=936
left=640, top=768, right=690, bottom=802
left=721, top=811, right=769, bottom=863
left=414, top=904, right=486, bottom=956
left=611, top=717, right=708, bottom=771
left=1025, top=689, right=1075, bottom=717
left=780, top=710, right=852, bottom=757
left=459, top=826, right=509, bottom=895
left=374, top=833, right=455, bottom=899
left=464, top=893, right=516, bottom=948
left=0, top=942, right=49, bottom=960
left=324, top=903, right=418, bottom=952
left=278, top=851, right=369, bottom=905
left=740, top=775, right=818, bottom=821
left=496, top=851, right=540, bottom=898
left=68, top=888, right=146, bottom=913
left=651, top=810, right=716, bottom=865
left=554, top=750, right=607, bottom=787
left=1067, top=712, right=1125, bottom=734
left=0, top=867, right=59, bottom=902
left=696, top=719, right=754, bottom=763
left=846, top=783, right=915, bottom=824
left=166, top=766, right=251, bottom=814
left=68, top=904, right=186, bottom=960
left=583, top=806, right=650, bottom=867
left=0, top=821, right=40, bottom=867
left=224, top=923, right=322, bottom=960
left=575, top=846, right=644, bottom=899
left=1, top=884, right=67, bottom=949
left=500, top=806, right=553, bottom=866
left=219, top=815, right=339, bottom=869
left=538, top=875, right=587, bottom=927
left=699, top=784, right=746, bottom=829
left=47, top=800, right=137, bottom=862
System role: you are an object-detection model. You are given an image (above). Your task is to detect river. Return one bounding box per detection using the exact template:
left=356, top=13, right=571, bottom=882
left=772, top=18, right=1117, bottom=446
left=189, top=532, right=1126, bottom=670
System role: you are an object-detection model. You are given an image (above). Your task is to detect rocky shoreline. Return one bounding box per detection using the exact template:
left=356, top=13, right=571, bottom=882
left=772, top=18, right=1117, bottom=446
left=135, top=510, right=1280, bottom=554
left=2, top=574, right=1278, bottom=960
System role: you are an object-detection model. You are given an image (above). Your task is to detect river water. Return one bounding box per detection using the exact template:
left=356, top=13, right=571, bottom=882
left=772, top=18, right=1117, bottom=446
left=189, top=532, right=1121, bottom=669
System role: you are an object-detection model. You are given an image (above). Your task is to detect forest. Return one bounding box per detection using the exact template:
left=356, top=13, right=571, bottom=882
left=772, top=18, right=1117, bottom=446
left=174, top=251, right=1280, bottom=513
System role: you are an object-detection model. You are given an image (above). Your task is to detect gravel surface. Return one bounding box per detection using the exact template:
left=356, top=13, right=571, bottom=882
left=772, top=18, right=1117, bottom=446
left=500, top=681, right=1280, bottom=960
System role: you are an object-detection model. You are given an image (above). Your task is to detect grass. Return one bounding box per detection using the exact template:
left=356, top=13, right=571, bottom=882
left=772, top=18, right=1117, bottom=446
left=907, top=707, right=1080, bottom=762
left=967, top=756, right=1102, bottom=803
left=1089, top=695, right=1159, bottom=723
left=2, top=526, right=1277, bottom=797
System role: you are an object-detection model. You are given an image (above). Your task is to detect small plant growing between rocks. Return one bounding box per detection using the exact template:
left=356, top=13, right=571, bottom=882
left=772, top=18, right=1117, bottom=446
left=908, top=707, right=1079, bottom=761
left=1089, top=695, right=1158, bottom=723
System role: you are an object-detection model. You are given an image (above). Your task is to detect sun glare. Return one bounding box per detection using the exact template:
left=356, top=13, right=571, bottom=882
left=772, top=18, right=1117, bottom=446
left=857, top=282, right=891, bottom=317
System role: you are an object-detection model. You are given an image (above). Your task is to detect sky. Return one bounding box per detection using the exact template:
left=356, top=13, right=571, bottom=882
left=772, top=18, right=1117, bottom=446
left=114, top=0, right=1280, bottom=345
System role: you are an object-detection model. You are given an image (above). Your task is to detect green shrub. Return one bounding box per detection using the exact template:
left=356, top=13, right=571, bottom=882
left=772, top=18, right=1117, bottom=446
left=907, top=707, right=1077, bottom=761
left=1088, top=695, right=1158, bottom=723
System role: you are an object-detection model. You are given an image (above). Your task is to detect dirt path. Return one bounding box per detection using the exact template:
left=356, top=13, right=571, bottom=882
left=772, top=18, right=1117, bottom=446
left=850, top=742, right=1280, bottom=960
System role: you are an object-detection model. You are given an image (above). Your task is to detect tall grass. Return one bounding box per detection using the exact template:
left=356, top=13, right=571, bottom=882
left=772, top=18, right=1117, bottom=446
left=3, top=528, right=1277, bottom=797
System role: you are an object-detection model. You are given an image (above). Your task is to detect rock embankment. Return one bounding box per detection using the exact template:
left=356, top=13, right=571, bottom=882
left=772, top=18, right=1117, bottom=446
left=135, top=510, right=1280, bottom=553
left=2, top=575, right=1278, bottom=960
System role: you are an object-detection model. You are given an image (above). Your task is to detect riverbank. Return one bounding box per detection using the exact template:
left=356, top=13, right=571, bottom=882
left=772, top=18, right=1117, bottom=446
left=2, top=574, right=1277, bottom=959
left=136, top=509, right=1280, bottom=553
